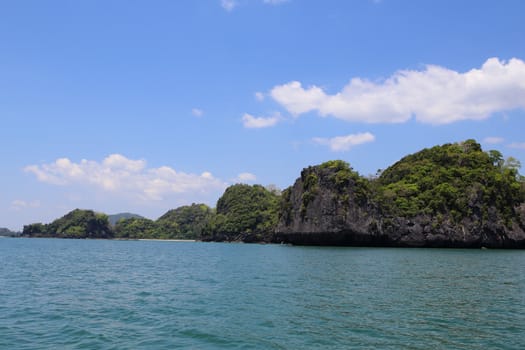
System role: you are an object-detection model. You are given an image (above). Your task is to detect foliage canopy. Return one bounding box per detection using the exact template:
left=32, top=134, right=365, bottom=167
left=23, top=209, right=112, bottom=238
left=376, top=140, right=524, bottom=222
left=202, top=184, right=280, bottom=241
left=114, top=203, right=213, bottom=239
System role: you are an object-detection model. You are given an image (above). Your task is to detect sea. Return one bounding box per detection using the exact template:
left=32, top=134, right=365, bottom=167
left=1, top=238, right=524, bottom=349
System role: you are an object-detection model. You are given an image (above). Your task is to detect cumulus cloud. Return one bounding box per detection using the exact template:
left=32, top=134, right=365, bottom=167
left=24, top=155, right=227, bottom=201
left=270, top=58, right=525, bottom=125
left=483, top=136, right=505, bottom=144
left=235, top=172, right=257, bottom=183
left=192, top=108, right=204, bottom=117
left=242, top=112, right=281, bottom=128
left=313, top=132, right=375, bottom=152
left=221, top=0, right=236, bottom=11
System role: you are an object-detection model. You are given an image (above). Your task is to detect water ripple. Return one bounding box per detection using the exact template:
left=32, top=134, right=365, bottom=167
left=1, top=239, right=524, bottom=349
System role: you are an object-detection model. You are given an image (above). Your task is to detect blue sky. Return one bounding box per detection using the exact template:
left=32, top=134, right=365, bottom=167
left=2, top=0, right=525, bottom=230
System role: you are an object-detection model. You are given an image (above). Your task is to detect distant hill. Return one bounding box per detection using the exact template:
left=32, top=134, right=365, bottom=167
left=157, top=203, right=213, bottom=239
left=0, top=227, right=20, bottom=237
left=113, top=204, right=212, bottom=240
left=23, top=209, right=112, bottom=239
left=201, top=185, right=280, bottom=243
left=108, top=213, right=145, bottom=226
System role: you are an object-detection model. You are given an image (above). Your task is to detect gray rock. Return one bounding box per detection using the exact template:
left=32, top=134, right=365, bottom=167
left=274, top=163, right=525, bottom=248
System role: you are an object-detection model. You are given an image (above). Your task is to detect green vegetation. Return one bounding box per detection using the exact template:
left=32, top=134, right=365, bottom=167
left=22, top=204, right=214, bottom=240
left=114, top=203, right=213, bottom=239
left=23, top=209, right=112, bottom=238
left=321, top=160, right=370, bottom=205
left=279, top=187, right=294, bottom=225
left=300, top=169, right=319, bottom=217
left=18, top=140, right=525, bottom=243
left=278, top=141, right=524, bottom=237
left=114, top=217, right=158, bottom=239
left=156, top=203, right=213, bottom=239
left=202, top=184, right=280, bottom=241
left=288, top=160, right=371, bottom=219
left=376, top=140, right=524, bottom=223
left=108, top=213, right=144, bottom=226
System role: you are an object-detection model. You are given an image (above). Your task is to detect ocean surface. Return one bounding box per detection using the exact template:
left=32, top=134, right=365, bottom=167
left=1, top=238, right=524, bottom=349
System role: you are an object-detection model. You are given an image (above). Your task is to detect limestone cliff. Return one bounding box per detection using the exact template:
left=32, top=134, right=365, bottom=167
left=275, top=160, right=389, bottom=246
left=275, top=142, right=525, bottom=248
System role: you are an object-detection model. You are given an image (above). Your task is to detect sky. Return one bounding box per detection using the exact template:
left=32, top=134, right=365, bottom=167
left=1, top=0, right=525, bottom=230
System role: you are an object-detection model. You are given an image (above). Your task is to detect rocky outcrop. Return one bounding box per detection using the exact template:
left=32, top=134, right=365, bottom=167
left=375, top=212, right=525, bottom=248
left=274, top=159, right=525, bottom=248
left=275, top=161, right=389, bottom=246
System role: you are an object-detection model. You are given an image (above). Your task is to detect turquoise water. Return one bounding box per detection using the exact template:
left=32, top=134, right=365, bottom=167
left=0, top=238, right=524, bottom=349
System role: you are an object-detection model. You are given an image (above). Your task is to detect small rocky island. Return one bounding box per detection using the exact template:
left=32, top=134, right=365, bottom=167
left=21, top=140, right=525, bottom=248
left=275, top=140, right=525, bottom=248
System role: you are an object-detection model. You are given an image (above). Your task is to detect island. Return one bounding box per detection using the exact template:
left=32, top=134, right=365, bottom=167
left=0, top=227, right=20, bottom=237
left=21, top=140, right=525, bottom=248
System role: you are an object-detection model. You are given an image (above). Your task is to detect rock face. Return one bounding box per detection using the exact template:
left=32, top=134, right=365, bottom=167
left=372, top=211, right=525, bottom=248
left=275, top=161, right=389, bottom=246
left=275, top=154, right=525, bottom=248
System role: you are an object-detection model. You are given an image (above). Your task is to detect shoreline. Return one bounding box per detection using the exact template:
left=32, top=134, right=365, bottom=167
left=137, top=239, right=196, bottom=242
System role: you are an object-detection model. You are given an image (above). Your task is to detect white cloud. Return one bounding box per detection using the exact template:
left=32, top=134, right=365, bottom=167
left=103, top=154, right=146, bottom=172
left=313, top=132, right=375, bottom=152
left=508, top=142, right=525, bottom=150
left=255, top=92, right=265, bottom=101
left=271, top=81, right=327, bottom=117
left=192, top=108, right=204, bottom=117
left=242, top=112, right=281, bottom=128
left=221, top=0, right=236, bottom=11
left=11, top=199, right=41, bottom=210
left=483, top=136, right=505, bottom=144
left=270, top=58, right=525, bottom=125
left=235, top=172, right=257, bottom=183
left=25, top=155, right=227, bottom=201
